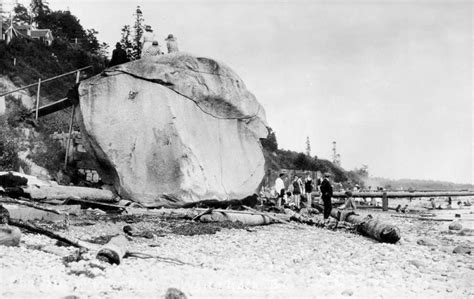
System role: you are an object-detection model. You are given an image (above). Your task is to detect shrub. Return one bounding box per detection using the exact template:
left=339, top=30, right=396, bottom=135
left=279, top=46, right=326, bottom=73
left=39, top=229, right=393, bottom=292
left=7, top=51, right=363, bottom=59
left=27, top=133, right=65, bottom=173
left=0, top=117, right=20, bottom=171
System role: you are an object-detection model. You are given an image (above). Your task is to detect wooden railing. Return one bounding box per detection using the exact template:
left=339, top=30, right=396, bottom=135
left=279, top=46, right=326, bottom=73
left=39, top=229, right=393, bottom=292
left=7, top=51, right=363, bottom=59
left=0, top=65, right=92, bottom=169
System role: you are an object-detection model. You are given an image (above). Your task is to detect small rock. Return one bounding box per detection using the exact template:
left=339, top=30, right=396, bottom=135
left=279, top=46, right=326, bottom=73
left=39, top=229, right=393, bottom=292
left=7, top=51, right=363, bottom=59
left=416, top=238, right=438, bottom=247
left=453, top=246, right=472, bottom=255
left=448, top=220, right=462, bottom=231
left=164, top=287, right=187, bottom=299
left=458, top=228, right=474, bottom=236
left=341, top=289, right=354, bottom=296
left=408, top=260, right=425, bottom=269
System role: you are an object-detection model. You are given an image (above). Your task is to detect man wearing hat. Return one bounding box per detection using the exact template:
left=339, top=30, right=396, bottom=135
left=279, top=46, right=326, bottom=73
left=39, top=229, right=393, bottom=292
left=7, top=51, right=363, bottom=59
left=140, top=25, right=156, bottom=57
left=109, top=42, right=129, bottom=67
left=320, top=173, right=333, bottom=221
left=165, top=34, right=179, bottom=54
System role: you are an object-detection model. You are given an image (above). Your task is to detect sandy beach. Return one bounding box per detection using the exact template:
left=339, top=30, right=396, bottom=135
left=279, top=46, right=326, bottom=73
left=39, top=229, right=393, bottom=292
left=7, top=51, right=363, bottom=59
left=0, top=204, right=472, bottom=299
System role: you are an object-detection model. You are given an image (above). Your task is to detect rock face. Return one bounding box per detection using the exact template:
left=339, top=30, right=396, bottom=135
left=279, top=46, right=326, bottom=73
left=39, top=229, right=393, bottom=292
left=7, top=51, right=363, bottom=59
left=77, top=53, right=267, bottom=206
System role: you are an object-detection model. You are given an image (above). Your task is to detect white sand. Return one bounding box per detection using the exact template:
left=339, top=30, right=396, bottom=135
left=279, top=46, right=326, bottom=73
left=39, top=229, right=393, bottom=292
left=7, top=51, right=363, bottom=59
left=0, top=210, right=473, bottom=298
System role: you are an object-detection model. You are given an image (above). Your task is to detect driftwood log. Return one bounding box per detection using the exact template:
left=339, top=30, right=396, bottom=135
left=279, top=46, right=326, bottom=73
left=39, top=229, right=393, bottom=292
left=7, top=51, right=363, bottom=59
left=314, top=204, right=401, bottom=243
left=96, top=235, right=129, bottom=265
left=179, top=194, right=259, bottom=209
left=23, top=185, right=116, bottom=202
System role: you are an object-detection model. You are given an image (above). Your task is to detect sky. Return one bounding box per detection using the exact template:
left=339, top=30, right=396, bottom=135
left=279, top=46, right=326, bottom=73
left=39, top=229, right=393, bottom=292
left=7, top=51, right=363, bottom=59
left=9, top=0, right=473, bottom=184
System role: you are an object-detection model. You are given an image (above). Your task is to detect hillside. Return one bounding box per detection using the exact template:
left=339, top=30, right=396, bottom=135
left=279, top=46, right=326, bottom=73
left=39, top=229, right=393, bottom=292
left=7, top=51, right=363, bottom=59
left=260, top=128, right=365, bottom=188
left=363, top=176, right=473, bottom=191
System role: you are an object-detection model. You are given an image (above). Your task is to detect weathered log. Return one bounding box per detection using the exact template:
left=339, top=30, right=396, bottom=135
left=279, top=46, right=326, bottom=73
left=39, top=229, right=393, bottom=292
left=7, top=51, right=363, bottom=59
left=64, top=198, right=125, bottom=212
left=243, top=206, right=300, bottom=228
left=0, top=172, right=28, bottom=187
left=24, top=185, right=116, bottom=202
left=96, top=235, right=129, bottom=265
left=199, top=211, right=273, bottom=226
left=0, top=198, right=68, bottom=215
left=0, top=225, right=21, bottom=246
left=314, top=204, right=401, bottom=243
left=8, top=219, right=97, bottom=250
left=319, top=191, right=474, bottom=198
left=180, top=194, right=259, bottom=209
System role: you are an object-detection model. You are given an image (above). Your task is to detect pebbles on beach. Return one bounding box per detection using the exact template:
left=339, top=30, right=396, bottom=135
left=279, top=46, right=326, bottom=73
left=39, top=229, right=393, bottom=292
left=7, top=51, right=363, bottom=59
left=0, top=209, right=473, bottom=298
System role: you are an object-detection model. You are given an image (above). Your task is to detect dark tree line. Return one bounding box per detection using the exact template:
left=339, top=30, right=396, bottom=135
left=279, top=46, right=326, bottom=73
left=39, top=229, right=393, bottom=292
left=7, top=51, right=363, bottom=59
left=12, top=0, right=108, bottom=55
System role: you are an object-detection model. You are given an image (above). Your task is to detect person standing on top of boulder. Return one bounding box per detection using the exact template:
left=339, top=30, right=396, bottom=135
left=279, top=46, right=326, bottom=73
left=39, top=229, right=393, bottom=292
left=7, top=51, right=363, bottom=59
left=165, top=34, right=179, bottom=53
left=142, top=41, right=161, bottom=58
left=320, top=173, right=333, bottom=222
left=109, top=43, right=129, bottom=67
left=140, top=25, right=156, bottom=57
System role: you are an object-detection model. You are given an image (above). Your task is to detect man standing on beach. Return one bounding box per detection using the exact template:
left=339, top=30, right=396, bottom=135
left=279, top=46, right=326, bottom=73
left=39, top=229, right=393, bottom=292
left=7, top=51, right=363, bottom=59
left=274, top=173, right=285, bottom=208
left=320, top=173, right=333, bottom=222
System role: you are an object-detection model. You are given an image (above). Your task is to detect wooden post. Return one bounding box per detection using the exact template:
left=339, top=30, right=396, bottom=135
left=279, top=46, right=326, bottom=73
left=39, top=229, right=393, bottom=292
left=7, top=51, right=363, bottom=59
left=35, top=78, right=41, bottom=120
left=382, top=192, right=388, bottom=211
left=63, top=70, right=80, bottom=169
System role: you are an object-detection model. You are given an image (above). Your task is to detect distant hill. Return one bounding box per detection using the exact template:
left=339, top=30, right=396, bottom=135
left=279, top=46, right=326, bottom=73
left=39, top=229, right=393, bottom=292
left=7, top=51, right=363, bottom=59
left=363, top=176, right=473, bottom=191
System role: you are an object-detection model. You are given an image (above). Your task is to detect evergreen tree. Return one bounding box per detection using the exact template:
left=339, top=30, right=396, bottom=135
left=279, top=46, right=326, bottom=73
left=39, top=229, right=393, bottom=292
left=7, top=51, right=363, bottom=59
left=30, top=0, right=50, bottom=27
left=13, top=4, right=32, bottom=24
left=119, top=6, right=146, bottom=60
left=132, top=6, right=144, bottom=59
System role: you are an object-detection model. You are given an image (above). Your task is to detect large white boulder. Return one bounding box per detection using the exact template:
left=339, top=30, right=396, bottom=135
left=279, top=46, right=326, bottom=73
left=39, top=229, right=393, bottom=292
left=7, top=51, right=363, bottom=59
left=77, top=53, right=268, bottom=206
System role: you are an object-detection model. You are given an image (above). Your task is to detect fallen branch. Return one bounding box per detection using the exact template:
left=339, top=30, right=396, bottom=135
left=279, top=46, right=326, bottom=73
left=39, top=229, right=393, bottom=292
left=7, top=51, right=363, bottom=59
left=9, top=219, right=97, bottom=250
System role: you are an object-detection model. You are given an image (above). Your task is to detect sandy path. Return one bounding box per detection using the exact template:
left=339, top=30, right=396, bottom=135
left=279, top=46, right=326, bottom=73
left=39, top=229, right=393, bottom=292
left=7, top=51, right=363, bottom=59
left=0, top=210, right=473, bottom=298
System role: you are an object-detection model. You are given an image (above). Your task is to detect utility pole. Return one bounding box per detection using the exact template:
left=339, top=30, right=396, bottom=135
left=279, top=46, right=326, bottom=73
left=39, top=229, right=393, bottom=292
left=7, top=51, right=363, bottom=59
left=305, top=136, right=311, bottom=157
left=332, top=141, right=341, bottom=166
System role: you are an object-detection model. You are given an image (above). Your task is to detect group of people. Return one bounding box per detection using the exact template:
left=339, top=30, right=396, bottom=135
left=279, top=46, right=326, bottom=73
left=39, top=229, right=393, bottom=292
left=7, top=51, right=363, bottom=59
left=109, top=25, right=180, bottom=67
left=274, top=172, right=336, bottom=222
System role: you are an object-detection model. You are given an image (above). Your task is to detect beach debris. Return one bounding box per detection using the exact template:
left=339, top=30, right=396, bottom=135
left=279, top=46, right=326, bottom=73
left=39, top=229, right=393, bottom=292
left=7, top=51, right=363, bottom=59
left=199, top=210, right=273, bottom=226
left=448, top=220, right=462, bottom=230
left=123, top=225, right=154, bottom=239
left=65, top=198, right=125, bottom=213
left=164, top=287, right=187, bottom=299
left=180, top=194, right=259, bottom=209
left=24, top=185, right=116, bottom=202
left=0, top=225, right=21, bottom=246
left=96, top=235, right=129, bottom=265
left=416, top=238, right=438, bottom=247
left=8, top=218, right=97, bottom=250
left=458, top=228, right=474, bottom=236
left=341, top=289, right=354, bottom=296
left=0, top=205, right=21, bottom=246
left=314, top=204, right=401, bottom=243
left=452, top=245, right=472, bottom=255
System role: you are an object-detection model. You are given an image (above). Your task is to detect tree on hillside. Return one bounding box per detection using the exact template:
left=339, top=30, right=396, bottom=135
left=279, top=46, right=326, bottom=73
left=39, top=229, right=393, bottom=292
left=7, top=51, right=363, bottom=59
left=133, top=6, right=144, bottom=58
left=13, top=4, right=32, bottom=24
left=120, top=25, right=133, bottom=57
left=119, top=6, right=147, bottom=60
left=30, top=0, right=51, bottom=27
left=260, top=127, right=278, bottom=152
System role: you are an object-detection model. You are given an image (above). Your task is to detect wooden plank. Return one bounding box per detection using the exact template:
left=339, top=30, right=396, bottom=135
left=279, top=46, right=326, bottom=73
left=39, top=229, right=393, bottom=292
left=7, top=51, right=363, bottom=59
left=30, top=97, right=73, bottom=118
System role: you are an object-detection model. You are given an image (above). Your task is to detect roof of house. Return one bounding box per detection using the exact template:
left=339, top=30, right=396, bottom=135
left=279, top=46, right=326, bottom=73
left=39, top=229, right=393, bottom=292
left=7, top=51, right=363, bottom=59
left=30, top=29, right=52, bottom=38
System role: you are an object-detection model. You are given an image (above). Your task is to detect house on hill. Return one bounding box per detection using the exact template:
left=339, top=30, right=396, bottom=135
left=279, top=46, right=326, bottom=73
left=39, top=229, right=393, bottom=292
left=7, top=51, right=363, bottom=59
left=2, top=22, right=53, bottom=46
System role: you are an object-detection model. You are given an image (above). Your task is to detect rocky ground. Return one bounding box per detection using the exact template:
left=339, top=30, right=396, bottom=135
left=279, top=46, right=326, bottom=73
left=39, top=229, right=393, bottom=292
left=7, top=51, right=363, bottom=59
left=0, top=206, right=473, bottom=298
